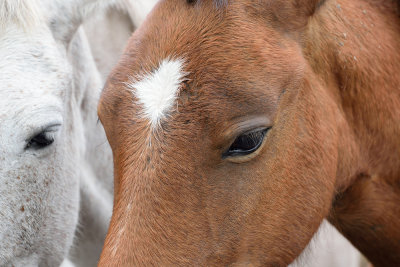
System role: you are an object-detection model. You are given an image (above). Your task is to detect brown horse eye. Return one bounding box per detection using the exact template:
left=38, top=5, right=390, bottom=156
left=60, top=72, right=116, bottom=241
left=223, top=128, right=270, bottom=158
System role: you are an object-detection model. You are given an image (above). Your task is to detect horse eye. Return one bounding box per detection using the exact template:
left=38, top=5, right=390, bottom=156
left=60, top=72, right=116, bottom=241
left=26, top=131, right=55, bottom=150
left=223, top=128, right=270, bottom=158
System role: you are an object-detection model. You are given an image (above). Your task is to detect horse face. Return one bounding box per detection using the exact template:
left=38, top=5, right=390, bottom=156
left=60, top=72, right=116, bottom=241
left=0, top=26, right=80, bottom=267
left=0, top=0, right=110, bottom=265
left=99, top=0, right=339, bottom=265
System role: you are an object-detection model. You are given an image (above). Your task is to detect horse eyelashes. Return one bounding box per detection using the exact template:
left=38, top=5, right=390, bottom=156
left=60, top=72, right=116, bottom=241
left=224, top=128, right=269, bottom=158
left=26, top=132, right=55, bottom=150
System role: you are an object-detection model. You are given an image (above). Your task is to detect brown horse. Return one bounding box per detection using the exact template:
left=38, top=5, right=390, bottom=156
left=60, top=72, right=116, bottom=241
left=98, top=0, right=400, bottom=266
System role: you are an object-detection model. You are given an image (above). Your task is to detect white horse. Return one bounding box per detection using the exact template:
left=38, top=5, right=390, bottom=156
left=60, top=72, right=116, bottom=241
left=0, top=0, right=115, bottom=266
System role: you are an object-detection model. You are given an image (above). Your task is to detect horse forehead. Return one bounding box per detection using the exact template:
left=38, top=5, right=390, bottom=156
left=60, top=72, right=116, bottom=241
left=0, top=66, right=68, bottom=118
left=126, top=58, right=188, bottom=129
left=0, top=29, right=70, bottom=128
left=0, top=28, right=70, bottom=92
left=0, top=25, right=67, bottom=63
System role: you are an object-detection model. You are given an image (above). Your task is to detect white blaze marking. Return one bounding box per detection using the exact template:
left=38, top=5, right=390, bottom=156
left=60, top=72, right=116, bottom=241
left=128, top=58, right=187, bottom=128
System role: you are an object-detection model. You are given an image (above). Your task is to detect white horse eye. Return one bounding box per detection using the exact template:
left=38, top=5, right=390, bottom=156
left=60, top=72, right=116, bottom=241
left=26, top=125, right=61, bottom=150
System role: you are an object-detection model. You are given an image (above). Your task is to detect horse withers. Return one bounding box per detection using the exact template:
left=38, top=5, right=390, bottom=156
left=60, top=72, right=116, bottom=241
left=98, top=0, right=400, bottom=266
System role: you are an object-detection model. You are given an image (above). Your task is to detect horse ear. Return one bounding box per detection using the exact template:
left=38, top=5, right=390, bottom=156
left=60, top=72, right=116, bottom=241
left=264, top=0, right=323, bottom=30
left=49, top=0, right=116, bottom=43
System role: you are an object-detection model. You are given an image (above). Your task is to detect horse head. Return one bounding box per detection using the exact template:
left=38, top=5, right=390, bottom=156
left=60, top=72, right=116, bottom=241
left=99, top=0, right=400, bottom=265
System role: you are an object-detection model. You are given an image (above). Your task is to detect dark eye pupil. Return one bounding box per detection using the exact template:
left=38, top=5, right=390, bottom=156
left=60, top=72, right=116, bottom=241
left=27, top=132, right=54, bottom=149
left=230, top=133, right=261, bottom=151
left=224, top=129, right=269, bottom=158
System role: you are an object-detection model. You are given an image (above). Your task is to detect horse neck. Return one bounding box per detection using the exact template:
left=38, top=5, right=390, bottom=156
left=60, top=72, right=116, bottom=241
left=304, top=1, right=400, bottom=265
left=305, top=0, right=400, bottom=180
left=65, top=26, right=113, bottom=265
left=68, top=27, right=114, bottom=190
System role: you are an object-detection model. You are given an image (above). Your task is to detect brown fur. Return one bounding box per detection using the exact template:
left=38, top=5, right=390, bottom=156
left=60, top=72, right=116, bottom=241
left=98, top=0, right=400, bottom=266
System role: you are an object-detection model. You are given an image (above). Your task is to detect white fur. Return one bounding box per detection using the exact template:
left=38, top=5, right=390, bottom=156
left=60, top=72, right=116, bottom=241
left=0, top=1, right=114, bottom=266
left=128, top=58, right=187, bottom=128
left=66, top=27, right=114, bottom=267
left=0, top=21, right=78, bottom=267
left=60, top=259, right=75, bottom=267
left=0, top=0, right=42, bottom=31
left=83, top=0, right=159, bottom=80
left=39, top=0, right=119, bottom=43
left=121, top=0, right=159, bottom=27
left=290, top=220, right=366, bottom=267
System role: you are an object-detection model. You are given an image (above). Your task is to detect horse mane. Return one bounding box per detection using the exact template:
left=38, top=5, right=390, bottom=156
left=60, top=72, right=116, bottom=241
left=0, top=0, right=42, bottom=31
